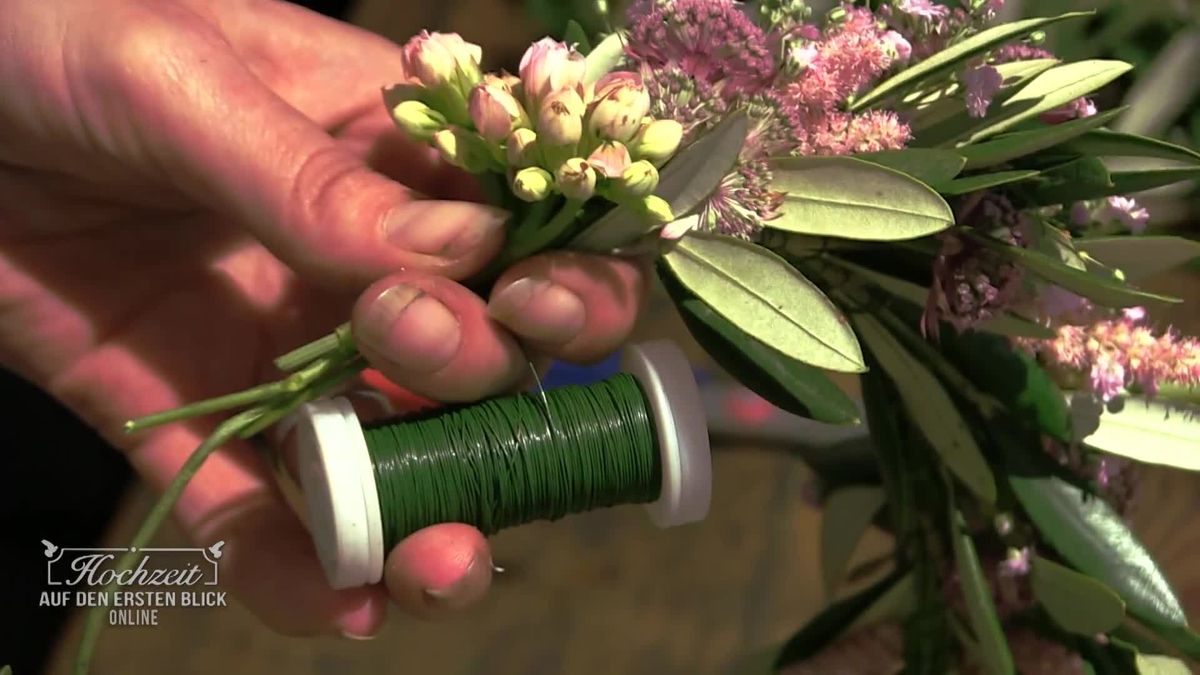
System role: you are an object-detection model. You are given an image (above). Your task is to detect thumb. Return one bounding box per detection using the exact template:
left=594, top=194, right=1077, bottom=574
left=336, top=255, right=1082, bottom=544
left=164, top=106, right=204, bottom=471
left=108, top=13, right=507, bottom=288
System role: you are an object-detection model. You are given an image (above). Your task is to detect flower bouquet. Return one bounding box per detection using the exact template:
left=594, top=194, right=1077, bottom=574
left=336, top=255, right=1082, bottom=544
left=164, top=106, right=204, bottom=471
left=81, top=0, right=1200, bottom=672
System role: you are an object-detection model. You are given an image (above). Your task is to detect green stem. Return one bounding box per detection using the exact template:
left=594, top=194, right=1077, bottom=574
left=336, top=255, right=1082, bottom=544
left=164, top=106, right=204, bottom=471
left=469, top=198, right=584, bottom=292
left=238, top=355, right=368, bottom=439
left=497, top=198, right=585, bottom=268
left=274, top=322, right=352, bottom=372
left=75, top=407, right=264, bottom=675
left=124, top=381, right=290, bottom=433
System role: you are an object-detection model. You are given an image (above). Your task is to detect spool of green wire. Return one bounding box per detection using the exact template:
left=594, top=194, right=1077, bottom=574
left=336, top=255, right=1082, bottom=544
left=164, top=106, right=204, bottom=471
left=294, top=340, right=712, bottom=590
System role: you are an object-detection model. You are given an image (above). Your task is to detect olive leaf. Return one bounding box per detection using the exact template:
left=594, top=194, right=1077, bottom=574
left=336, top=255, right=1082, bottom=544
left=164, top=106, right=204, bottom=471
left=958, top=108, right=1124, bottom=170
left=851, top=12, right=1092, bottom=110
left=1135, top=655, right=1193, bottom=675
left=1055, top=129, right=1200, bottom=165
left=582, top=29, right=626, bottom=84
left=979, top=236, right=1182, bottom=308
left=961, top=60, right=1134, bottom=144
left=657, top=265, right=861, bottom=424
left=767, top=156, right=955, bottom=241
left=774, top=572, right=905, bottom=670
left=950, top=509, right=1015, bottom=675
left=1076, top=236, right=1200, bottom=281
left=1031, top=555, right=1126, bottom=635
left=853, top=312, right=997, bottom=503
left=570, top=113, right=748, bottom=252
left=854, top=148, right=967, bottom=185
left=1079, top=396, right=1200, bottom=471
left=1008, top=470, right=1187, bottom=628
left=933, top=169, right=1041, bottom=195
left=821, top=486, right=887, bottom=599
left=662, top=233, right=866, bottom=372
left=562, top=20, right=592, bottom=54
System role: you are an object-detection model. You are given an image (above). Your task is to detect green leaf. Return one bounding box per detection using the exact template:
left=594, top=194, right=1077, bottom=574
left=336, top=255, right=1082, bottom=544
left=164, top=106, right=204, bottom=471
left=1145, top=623, right=1200, bottom=660
left=962, top=60, right=1134, bottom=144
left=821, top=486, right=887, bottom=599
left=981, top=237, right=1182, bottom=308
left=1079, top=396, right=1200, bottom=471
left=958, top=108, right=1124, bottom=170
left=908, top=60, right=1062, bottom=139
left=1031, top=555, right=1126, bottom=635
left=851, top=13, right=1092, bottom=111
left=1008, top=470, right=1187, bottom=628
left=562, top=20, right=592, bottom=55
left=767, top=156, right=955, bottom=241
left=1135, top=655, right=1193, bottom=674
left=1108, top=167, right=1200, bottom=195
left=853, top=312, right=997, bottom=503
left=570, top=113, right=748, bottom=252
left=662, top=233, right=866, bottom=372
left=846, top=573, right=916, bottom=634
left=774, top=572, right=904, bottom=670
left=1076, top=236, right=1200, bottom=281
left=1056, top=129, right=1200, bottom=165
left=1023, top=156, right=1113, bottom=206
left=937, top=330, right=1073, bottom=442
left=950, top=509, right=1015, bottom=675
left=582, top=29, right=626, bottom=84
left=854, top=148, right=967, bottom=185
left=657, top=265, right=861, bottom=424
left=933, top=169, right=1041, bottom=196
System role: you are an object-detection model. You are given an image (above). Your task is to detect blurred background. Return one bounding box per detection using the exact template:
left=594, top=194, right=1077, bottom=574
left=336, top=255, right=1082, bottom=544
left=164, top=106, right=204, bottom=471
left=2, top=0, right=1198, bottom=673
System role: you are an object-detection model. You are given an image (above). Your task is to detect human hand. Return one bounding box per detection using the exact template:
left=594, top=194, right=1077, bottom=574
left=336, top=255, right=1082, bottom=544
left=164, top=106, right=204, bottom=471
left=0, top=0, right=645, bottom=638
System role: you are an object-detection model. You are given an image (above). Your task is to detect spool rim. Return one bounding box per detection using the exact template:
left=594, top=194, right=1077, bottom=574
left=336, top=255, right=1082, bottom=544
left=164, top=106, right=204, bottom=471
left=295, top=399, right=383, bottom=590
left=621, top=340, right=713, bottom=528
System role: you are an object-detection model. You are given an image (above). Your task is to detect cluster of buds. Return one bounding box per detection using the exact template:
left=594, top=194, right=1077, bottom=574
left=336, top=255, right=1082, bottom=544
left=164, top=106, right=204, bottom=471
left=389, top=33, right=686, bottom=224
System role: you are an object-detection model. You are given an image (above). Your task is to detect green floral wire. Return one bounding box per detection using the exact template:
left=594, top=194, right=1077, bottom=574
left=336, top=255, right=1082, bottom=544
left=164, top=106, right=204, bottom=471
left=364, top=373, right=663, bottom=549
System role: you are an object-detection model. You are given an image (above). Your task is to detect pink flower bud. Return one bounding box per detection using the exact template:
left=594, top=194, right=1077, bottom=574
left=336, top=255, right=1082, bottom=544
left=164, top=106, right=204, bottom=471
left=506, top=128, right=540, bottom=167
left=537, top=89, right=585, bottom=148
left=469, top=84, right=528, bottom=142
left=519, top=38, right=586, bottom=106
left=882, top=31, right=912, bottom=63
left=586, top=141, right=632, bottom=178
left=554, top=158, right=597, bottom=200
left=586, top=72, right=651, bottom=142
left=629, top=119, right=683, bottom=164
left=401, top=31, right=483, bottom=94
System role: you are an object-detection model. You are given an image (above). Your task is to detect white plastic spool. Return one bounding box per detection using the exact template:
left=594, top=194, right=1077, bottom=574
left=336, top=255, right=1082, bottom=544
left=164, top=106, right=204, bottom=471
left=294, top=340, right=713, bottom=590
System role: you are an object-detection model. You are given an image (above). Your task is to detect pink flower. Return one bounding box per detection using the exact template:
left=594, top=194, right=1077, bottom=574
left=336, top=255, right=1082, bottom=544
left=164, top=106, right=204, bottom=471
left=998, top=547, right=1031, bottom=578
left=519, top=38, right=586, bottom=108
left=586, top=72, right=651, bottom=142
left=1099, top=196, right=1150, bottom=234
left=963, top=63, right=1003, bottom=118
left=468, top=84, right=527, bottom=142
left=1041, top=97, right=1097, bottom=124
left=625, top=0, right=776, bottom=97
left=882, top=30, right=913, bottom=63
left=1021, top=310, right=1200, bottom=400
left=896, top=0, right=949, bottom=19
left=536, top=89, right=585, bottom=147
left=401, top=31, right=483, bottom=94
left=586, top=141, right=632, bottom=178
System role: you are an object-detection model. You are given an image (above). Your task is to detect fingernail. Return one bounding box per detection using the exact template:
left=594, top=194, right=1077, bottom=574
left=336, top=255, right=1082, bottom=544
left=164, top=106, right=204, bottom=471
left=358, top=284, right=460, bottom=373
left=386, top=202, right=508, bottom=258
left=422, top=553, right=491, bottom=612
left=488, top=277, right=585, bottom=344
left=341, top=630, right=376, bottom=641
